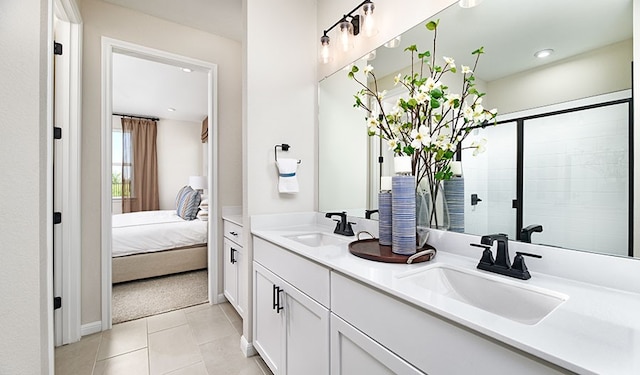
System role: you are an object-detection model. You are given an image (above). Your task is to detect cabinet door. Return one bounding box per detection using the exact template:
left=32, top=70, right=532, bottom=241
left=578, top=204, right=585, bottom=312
left=282, top=280, right=329, bottom=375
left=253, top=262, right=285, bottom=374
left=223, top=238, right=238, bottom=308
left=331, top=314, right=424, bottom=375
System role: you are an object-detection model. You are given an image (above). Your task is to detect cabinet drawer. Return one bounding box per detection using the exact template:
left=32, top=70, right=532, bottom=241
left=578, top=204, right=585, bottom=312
left=253, top=236, right=330, bottom=308
left=331, top=272, right=568, bottom=375
left=223, top=220, right=243, bottom=244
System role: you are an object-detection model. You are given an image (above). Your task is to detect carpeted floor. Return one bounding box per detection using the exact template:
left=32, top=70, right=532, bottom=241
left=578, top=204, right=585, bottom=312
left=112, top=269, right=208, bottom=324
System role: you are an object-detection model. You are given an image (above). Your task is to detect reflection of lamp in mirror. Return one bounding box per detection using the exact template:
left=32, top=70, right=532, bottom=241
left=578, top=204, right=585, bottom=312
left=458, top=0, right=483, bottom=8
left=384, top=36, right=401, bottom=48
left=361, top=1, right=377, bottom=37
left=362, top=49, right=376, bottom=61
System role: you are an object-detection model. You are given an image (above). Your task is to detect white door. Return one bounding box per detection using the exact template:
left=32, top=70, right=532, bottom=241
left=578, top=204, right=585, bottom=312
left=330, top=314, right=424, bottom=375
left=283, top=281, right=329, bottom=375
left=253, top=262, right=285, bottom=374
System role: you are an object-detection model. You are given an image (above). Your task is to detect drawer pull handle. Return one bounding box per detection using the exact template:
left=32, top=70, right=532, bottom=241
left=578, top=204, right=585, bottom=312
left=272, top=285, right=284, bottom=313
left=230, top=231, right=238, bottom=236
left=230, top=247, right=237, bottom=264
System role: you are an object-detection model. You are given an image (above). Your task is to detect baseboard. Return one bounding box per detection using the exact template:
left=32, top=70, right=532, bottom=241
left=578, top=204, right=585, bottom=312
left=241, top=335, right=257, bottom=357
left=216, top=293, right=228, bottom=304
left=81, top=321, right=102, bottom=336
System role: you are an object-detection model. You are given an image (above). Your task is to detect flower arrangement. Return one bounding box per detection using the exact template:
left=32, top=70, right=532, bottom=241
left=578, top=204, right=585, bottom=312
left=348, top=19, right=497, bottom=228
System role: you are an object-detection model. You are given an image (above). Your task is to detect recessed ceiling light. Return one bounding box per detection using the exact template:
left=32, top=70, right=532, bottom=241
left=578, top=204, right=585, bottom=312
left=181, top=67, right=193, bottom=73
left=168, top=108, right=176, bottom=112
left=534, top=49, right=554, bottom=58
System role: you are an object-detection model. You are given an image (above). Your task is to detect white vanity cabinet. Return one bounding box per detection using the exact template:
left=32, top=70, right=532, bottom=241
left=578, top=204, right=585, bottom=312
left=331, top=272, right=570, bottom=375
left=223, top=218, right=244, bottom=317
left=253, top=237, right=330, bottom=375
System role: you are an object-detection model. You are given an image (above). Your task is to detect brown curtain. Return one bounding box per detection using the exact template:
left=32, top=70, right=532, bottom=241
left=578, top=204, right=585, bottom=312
left=201, top=117, right=208, bottom=143
left=121, top=118, right=160, bottom=213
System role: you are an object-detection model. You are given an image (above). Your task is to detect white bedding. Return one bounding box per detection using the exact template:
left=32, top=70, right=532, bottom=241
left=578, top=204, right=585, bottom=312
left=112, top=210, right=207, bottom=257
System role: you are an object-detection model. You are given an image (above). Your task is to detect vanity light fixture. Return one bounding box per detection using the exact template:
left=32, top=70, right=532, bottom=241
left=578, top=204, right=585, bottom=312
left=319, top=0, right=375, bottom=64
left=534, top=49, right=554, bottom=58
left=459, top=0, right=483, bottom=8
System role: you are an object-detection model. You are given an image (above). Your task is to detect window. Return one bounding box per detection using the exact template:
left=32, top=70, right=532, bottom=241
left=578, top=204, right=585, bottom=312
left=112, top=130, right=132, bottom=198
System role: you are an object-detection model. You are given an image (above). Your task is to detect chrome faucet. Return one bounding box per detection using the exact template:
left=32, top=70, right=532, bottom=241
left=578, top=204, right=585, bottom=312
left=471, top=233, right=541, bottom=280
left=325, top=211, right=355, bottom=236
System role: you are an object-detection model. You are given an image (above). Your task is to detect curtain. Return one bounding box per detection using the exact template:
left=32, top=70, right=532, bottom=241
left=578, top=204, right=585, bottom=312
left=201, top=117, right=208, bottom=143
left=121, top=118, right=160, bottom=213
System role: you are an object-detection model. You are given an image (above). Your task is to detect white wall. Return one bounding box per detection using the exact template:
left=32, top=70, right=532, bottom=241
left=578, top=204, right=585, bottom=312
left=157, top=118, right=203, bottom=210
left=244, top=0, right=318, bottom=217
left=80, top=0, right=242, bottom=325
left=0, top=0, right=53, bottom=373
left=488, top=39, right=632, bottom=115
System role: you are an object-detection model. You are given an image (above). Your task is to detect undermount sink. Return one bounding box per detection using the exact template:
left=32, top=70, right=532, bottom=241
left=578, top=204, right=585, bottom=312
left=396, top=265, right=568, bottom=325
left=285, top=232, right=349, bottom=248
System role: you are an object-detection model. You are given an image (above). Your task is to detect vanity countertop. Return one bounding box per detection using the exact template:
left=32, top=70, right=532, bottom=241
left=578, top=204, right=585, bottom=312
left=251, top=214, right=640, bottom=375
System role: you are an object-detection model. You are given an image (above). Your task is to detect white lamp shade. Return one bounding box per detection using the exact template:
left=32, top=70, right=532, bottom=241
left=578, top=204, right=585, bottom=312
left=189, top=175, right=208, bottom=190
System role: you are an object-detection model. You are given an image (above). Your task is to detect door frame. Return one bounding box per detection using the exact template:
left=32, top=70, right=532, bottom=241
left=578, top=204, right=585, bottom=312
left=53, top=0, right=83, bottom=345
left=100, top=38, right=220, bottom=330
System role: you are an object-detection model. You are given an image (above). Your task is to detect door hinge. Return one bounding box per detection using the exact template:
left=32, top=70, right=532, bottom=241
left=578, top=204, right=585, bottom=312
left=378, top=156, right=384, bottom=164
left=54, top=127, right=62, bottom=140
left=54, top=297, right=62, bottom=310
left=54, top=41, right=63, bottom=56
left=54, top=212, right=62, bottom=224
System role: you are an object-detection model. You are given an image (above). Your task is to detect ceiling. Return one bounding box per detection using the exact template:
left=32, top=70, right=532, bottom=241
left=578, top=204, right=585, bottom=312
left=370, top=0, right=633, bottom=82
left=102, top=0, right=243, bottom=41
left=105, top=0, right=243, bottom=123
left=112, top=52, right=208, bottom=123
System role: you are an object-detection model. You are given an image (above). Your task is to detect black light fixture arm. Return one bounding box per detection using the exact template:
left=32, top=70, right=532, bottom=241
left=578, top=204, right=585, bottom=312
left=322, top=0, right=373, bottom=38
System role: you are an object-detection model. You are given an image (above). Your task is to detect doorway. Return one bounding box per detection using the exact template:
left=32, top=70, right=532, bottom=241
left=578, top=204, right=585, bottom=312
left=101, top=38, right=219, bottom=330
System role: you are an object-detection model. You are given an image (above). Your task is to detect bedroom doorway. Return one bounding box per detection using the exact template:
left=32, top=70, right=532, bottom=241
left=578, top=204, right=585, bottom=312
left=101, top=38, right=219, bottom=330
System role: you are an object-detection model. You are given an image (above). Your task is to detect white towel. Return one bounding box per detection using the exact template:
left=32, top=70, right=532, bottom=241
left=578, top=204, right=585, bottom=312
left=276, top=158, right=299, bottom=193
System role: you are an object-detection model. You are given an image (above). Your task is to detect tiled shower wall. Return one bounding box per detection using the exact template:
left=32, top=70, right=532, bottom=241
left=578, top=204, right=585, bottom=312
left=462, top=97, right=629, bottom=256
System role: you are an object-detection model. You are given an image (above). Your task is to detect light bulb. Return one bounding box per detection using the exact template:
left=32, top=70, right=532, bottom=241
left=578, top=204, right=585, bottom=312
left=362, top=2, right=377, bottom=37
left=320, top=35, right=331, bottom=64
left=339, top=19, right=353, bottom=52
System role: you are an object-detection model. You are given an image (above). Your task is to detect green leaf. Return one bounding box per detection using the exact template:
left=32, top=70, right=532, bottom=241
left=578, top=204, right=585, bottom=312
left=348, top=72, right=354, bottom=79
left=351, top=65, right=359, bottom=73
left=434, top=65, right=442, bottom=73
left=407, top=98, right=418, bottom=108
left=472, top=46, right=485, bottom=55
left=418, top=51, right=431, bottom=59
left=431, top=88, right=443, bottom=99
left=403, top=145, right=415, bottom=155
left=426, top=20, right=439, bottom=31
left=405, top=45, right=418, bottom=52
left=450, top=67, right=457, bottom=73
left=430, top=98, right=441, bottom=109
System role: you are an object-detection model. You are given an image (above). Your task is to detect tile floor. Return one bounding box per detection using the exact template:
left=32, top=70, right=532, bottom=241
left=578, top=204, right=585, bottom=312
left=55, top=302, right=273, bottom=375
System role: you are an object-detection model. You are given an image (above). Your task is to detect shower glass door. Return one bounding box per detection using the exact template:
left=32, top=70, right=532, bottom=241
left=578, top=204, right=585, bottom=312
left=522, top=102, right=630, bottom=256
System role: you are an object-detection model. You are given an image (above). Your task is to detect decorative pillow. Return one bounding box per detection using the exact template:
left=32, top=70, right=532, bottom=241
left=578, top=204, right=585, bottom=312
left=176, top=186, right=201, bottom=220
left=175, top=185, right=191, bottom=209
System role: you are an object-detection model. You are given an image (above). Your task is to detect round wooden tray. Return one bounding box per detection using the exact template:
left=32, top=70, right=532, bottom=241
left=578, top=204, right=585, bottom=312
left=348, top=239, right=436, bottom=264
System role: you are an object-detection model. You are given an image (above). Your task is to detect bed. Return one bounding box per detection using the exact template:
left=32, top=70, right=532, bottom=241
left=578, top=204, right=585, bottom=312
left=112, top=210, right=208, bottom=283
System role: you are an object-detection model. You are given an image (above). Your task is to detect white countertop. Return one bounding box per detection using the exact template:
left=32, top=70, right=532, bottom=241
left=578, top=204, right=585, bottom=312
left=251, top=214, right=640, bottom=375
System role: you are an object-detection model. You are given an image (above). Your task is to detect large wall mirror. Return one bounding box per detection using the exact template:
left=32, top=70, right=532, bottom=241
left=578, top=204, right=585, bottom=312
left=318, top=0, right=635, bottom=258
